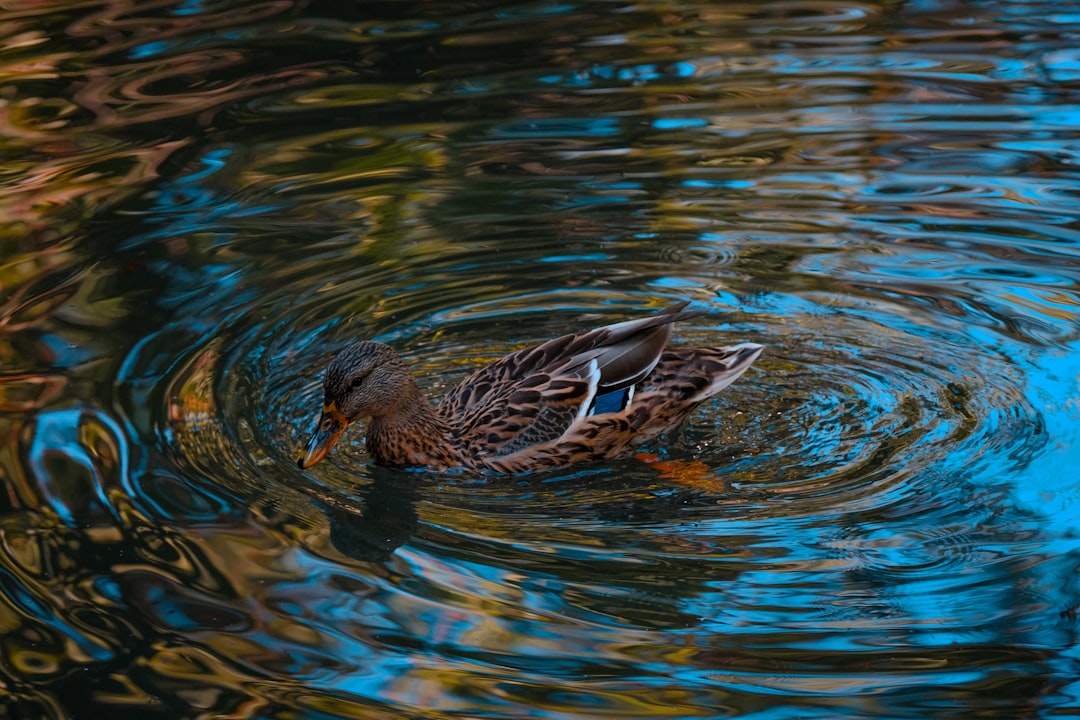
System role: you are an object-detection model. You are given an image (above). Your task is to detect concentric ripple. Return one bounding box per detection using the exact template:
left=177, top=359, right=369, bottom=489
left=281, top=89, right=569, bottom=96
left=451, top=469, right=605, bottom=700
left=185, top=262, right=1048, bottom=536
left=3, top=0, right=1080, bottom=718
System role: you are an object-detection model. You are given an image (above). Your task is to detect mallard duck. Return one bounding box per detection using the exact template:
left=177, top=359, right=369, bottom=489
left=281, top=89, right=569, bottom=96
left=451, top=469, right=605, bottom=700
left=298, top=302, right=762, bottom=473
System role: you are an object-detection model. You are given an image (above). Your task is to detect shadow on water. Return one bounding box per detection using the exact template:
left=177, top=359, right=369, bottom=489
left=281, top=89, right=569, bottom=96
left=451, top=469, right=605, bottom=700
left=2, top=0, right=1080, bottom=718
left=307, top=468, right=421, bottom=564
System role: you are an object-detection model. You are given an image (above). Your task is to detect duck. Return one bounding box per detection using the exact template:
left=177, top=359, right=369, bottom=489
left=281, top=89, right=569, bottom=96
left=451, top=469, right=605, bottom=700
left=298, top=302, right=763, bottom=474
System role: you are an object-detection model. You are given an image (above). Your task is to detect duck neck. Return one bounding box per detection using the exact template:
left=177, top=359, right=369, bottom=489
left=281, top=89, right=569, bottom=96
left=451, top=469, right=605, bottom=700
left=366, top=389, right=456, bottom=469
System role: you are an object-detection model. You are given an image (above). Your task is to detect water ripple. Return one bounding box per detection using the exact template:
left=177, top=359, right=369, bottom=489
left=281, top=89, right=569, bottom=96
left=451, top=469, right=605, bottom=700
left=3, top=0, right=1080, bottom=718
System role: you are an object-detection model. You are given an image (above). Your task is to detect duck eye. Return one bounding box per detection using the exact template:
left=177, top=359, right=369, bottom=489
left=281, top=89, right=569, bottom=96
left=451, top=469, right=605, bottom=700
left=350, top=376, right=365, bottom=389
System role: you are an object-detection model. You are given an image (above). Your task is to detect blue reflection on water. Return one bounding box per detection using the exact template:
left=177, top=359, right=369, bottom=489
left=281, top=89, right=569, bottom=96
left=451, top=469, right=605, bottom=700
left=1012, top=344, right=1080, bottom=535
left=27, top=408, right=128, bottom=527
left=653, top=118, right=709, bottom=130
left=127, top=146, right=283, bottom=253
left=491, top=118, right=623, bottom=138
left=3, top=0, right=1080, bottom=717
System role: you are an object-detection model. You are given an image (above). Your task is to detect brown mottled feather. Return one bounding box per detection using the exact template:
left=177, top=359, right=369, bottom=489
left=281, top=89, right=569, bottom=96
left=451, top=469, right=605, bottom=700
left=298, top=302, right=763, bottom=473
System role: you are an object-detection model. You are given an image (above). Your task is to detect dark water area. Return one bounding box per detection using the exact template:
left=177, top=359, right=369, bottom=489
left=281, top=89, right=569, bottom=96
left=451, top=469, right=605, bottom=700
left=2, top=0, right=1080, bottom=717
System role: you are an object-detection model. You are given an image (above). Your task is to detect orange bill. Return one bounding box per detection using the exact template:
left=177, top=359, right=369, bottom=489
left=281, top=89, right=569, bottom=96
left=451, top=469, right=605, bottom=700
left=298, top=403, right=348, bottom=469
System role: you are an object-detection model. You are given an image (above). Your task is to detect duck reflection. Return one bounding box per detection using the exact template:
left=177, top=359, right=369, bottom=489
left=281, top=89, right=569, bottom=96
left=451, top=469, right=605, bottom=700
left=302, top=467, right=420, bottom=563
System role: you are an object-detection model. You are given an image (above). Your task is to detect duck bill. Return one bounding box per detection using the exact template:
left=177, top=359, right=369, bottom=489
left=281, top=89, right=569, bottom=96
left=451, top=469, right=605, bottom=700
left=298, top=404, right=349, bottom=469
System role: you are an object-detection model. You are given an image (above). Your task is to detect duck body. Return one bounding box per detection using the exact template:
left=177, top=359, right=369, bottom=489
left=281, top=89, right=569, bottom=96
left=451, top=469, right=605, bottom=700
left=299, top=302, right=763, bottom=473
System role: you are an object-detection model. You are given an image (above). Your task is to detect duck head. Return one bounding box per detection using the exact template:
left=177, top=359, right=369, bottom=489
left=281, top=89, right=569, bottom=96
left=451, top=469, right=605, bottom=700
left=297, top=341, right=414, bottom=469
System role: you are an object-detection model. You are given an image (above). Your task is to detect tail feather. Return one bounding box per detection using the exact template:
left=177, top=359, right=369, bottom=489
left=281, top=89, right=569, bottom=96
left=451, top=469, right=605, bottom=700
left=688, top=343, right=764, bottom=402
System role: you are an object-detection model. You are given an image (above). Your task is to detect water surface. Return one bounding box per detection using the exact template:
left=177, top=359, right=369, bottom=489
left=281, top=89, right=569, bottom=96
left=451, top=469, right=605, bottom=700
left=2, top=1, right=1080, bottom=718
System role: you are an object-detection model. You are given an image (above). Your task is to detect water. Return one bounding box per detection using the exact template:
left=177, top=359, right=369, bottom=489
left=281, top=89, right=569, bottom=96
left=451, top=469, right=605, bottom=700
left=2, top=0, right=1080, bottom=717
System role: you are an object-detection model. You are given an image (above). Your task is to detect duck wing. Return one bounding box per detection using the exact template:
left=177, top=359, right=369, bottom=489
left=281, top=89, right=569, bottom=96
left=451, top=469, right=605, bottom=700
left=440, top=303, right=704, bottom=457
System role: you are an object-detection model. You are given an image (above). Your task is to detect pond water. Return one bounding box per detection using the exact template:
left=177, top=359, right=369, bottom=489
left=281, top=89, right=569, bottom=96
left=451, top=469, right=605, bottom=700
left=2, top=0, right=1080, bottom=717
